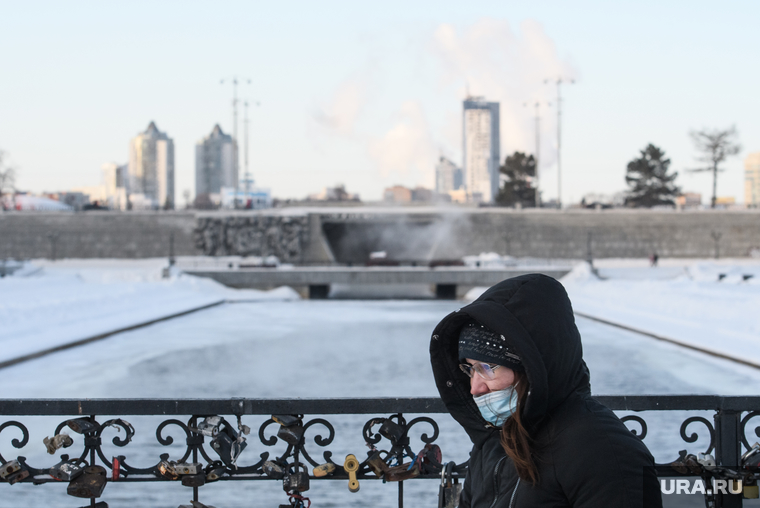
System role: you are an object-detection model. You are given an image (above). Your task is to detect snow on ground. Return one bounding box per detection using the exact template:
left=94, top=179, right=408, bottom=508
left=0, top=258, right=299, bottom=363
left=561, top=258, right=760, bottom=366
left=464, top=257, right=760, bottom=367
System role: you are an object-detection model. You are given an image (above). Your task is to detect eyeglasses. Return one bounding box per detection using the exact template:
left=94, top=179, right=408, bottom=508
left=459, top=362, right=501, bottom=381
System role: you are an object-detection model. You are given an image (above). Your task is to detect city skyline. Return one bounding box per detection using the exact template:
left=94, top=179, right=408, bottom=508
left=1, top=1, right=757, bottom=204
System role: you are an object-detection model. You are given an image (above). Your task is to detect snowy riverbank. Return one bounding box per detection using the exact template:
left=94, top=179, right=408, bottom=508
left=0, top=258, right=299, bottom=363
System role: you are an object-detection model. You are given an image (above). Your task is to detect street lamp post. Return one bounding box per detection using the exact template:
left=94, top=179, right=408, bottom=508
left=545, top=77, right=574, bottom=209
left=523, top=101, right=550, bottom=208
left=221, top=76, right=251, bottom=208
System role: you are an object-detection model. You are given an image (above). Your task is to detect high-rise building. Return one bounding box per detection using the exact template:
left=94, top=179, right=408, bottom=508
left=195, top=124, right=238, bottom=200
left=745, top=152, right=760, bottom=206
left=101, top=162, right=128, bottom=210
left=128, top=121, right=175, bottom=209
left=462, top=97, right=500, bottom=202
left=435, top=156, right=463, bottom=194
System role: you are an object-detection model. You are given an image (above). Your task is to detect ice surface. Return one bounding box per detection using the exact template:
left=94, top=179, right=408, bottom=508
left=2, top=258, right=760, bottom=507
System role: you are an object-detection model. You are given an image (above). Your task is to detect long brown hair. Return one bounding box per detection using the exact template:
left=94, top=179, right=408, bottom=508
left=499, top=371, right=538, bottom=484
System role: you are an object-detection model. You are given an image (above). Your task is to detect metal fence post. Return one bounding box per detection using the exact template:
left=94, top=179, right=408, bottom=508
left=715, top=409, right=742, bottom=507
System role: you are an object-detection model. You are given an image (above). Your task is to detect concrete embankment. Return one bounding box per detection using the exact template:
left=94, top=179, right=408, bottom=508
left=1, top=208, right=758, bottom=261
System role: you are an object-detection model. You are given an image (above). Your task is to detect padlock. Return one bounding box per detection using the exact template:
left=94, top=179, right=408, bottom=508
left=0, top=459, right=20, bottom=479
left=181, top=473, right=206, bottom=487
left=366, top=450, right=390, bottom=478
left=174, top=462, right=203, bottom=475
left=283, top=468, right=310, bottom=493
left=277, top=423, right=304, bottom=446
left=205, top=461, right=225, bottom=482
left=379, top=419, right=405, bottom=444
left=272, top=414, right=301, bottom=427
left=438, top=461, right=462, bottom=508
left=421, top=444, right=443, bottom=474
left=43, top=433, right=73, bottom=454
left=0, top=459, right=29, bottom=484
left=313, top=462, right=336, bottom=477
left=193, top=416, right=223, bottom=437
left=67, top=465, right=107, bottom=498
left=66, top=418, right=97, bottom=434
left=744, top=477, right=759, bottom=499
left=743, top=442, right=760, bottom=469
left=272, top=414, right=304, bottom=446
left=263, top=460, right=286, bottom=479
left=384, top=461, right=420, bottom=482
left=157, top=459, right=179, bottom=480
left=178, top=502, right=218, bottom=508
left=112, top=455, right=128, bottom=480
left=49, top=456, right=84, bottom=481
left=697, top=452, right=716, bottom=471
left=670, top=450, right=701, bottom=475
left=210, top=421, right=247, bottom=466
left=344, top=454, right=360, bottom=493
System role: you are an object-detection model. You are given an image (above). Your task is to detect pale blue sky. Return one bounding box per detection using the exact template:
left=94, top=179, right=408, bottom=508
left=1, top=0, right=757, bottom=203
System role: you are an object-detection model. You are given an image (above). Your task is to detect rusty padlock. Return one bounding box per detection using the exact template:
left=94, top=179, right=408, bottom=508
left=67, top=465, right=107, bottom=498
left=366, top=450, right=390, bottom=478
left=282, top=464, right=310, bottom=493
left=263, top=460, right=286, bottom=479
left=0, top=458, right=29, bottom=484
left=384, top=461, right=420, bottom=482
left=66, top=418, right=97, bottom=434
left=157, top=456, right=179, bottom=480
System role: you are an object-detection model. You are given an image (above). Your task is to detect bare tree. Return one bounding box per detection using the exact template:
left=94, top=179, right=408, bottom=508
left=688, top=126, right=741, bottom=208
left=0, top=150, right=16, bottom=209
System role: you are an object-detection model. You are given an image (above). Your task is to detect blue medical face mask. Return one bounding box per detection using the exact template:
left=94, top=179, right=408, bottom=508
left=473, top=385, right=518, bottom=426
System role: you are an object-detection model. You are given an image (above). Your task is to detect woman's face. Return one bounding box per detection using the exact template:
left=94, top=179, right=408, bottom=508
left=465, top=358, right=516, bottom=396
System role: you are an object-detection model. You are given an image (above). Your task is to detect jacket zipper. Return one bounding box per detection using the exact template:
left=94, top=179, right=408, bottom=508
left=488, top=456, right=520, bottom=508
left=488, top=457, right=507, bottom=508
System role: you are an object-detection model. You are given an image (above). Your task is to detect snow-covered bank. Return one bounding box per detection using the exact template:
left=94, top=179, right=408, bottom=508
left=0, top=259, right=299, bottom=363
left=461, top=258, right=760, bottom=367
left=561, top=259, right=760, bottom=365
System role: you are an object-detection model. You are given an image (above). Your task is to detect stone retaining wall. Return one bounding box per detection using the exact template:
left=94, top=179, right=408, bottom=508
left=1, top=209, right=758, bottom=261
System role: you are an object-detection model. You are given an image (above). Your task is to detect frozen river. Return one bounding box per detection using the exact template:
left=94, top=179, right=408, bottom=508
left=3, top=299, right=760, bottom=507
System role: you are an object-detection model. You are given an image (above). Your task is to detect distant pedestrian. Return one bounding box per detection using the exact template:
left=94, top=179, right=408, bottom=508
left=650, top=252, right=659, bottom=267
left=429, top=274, right=662, bottom=507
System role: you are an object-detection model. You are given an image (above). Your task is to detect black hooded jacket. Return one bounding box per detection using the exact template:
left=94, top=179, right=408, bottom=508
left=430, top=274, right=662, bottom=508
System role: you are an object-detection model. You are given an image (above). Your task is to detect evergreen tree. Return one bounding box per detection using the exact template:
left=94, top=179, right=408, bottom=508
left=624, top=144, right=680, bottom=207
left=496, top=152, right=536, bottom=207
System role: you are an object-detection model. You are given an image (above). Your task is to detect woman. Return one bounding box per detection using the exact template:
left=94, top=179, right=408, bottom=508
left=429, top=274, right=661, bottom=507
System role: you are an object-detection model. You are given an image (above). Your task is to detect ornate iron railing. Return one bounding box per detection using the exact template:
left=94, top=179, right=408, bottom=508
left=0, top=396, right=758, bottom=508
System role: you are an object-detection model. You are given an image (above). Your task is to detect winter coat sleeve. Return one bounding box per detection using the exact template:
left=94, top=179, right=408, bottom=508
left=549, top=407, right=662, bottom=508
